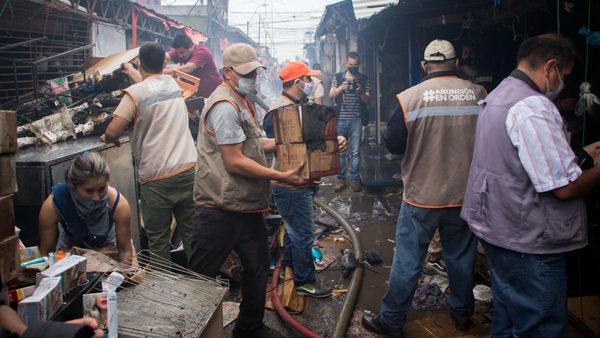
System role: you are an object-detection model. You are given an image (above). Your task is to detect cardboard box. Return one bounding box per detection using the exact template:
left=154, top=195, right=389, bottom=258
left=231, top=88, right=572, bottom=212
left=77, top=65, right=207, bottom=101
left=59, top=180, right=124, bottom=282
left=20, top=246, right=41, bottom=263
left=0, top=154, right=17, bottom=196
left=272, top=104, right=337, bottom=145
left=275, top=140, right=340, bottom=180
left=0, top=234, right=20, bottom=281
left=18, top=276, right=63, bottom=325
left=83, top=291, right=117, bottom=337
left=8, top=285, right=36, bottom=304
left=273, top=105, right=303, bottom=143
left=0, top=194, right=15, bottom=240
left=0, top=110, right=16, bottom=154
left=39, top=255, right=86, bottom=294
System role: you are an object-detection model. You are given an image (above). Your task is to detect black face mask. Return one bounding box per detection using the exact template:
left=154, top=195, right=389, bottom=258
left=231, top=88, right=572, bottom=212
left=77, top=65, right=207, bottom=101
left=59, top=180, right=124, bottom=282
left=348, top=66, right=359, bottom=74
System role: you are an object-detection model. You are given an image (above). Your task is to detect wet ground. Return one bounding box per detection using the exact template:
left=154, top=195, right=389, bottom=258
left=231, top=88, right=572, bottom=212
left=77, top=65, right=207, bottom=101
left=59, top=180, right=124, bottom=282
left=223, top=139, right=596, bottom=337
left=316, top=178, right=401, bottom=314
left=224, top=174, right=403, bottom=337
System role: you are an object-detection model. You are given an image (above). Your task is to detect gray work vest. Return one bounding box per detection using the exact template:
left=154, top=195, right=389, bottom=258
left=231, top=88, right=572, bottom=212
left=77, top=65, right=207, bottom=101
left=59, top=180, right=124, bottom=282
left=194, top=83, right=270, bottom=212
left=398, top=75, right=486, bottom=207
left=461, top=75, right=587, bottom=254
left=124, top=75, right=196, bottom=183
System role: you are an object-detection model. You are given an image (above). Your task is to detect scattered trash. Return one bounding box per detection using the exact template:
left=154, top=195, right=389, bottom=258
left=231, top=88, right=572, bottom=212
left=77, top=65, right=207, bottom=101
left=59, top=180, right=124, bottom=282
left=312, top=247, right=324, bottom=266
left=387, top=238, right=395, bottom=244
left=315, top=212, right=338, bottom=227
left=333, top=237, right=346, bottom=243
left=364, top=250, right=383, bottom=265
left=340, top=249, right=357, bottom=278
left=331, top=289, right=348, bottom=298
left=421, top=274, right=449, bottom=294
left=222, top=301, right=240, bottom=328
left=353, top=226, right=361, bottom=233
left=473, top=284, right=493, bottom=302
left=411, top=283, right=448, bottom=311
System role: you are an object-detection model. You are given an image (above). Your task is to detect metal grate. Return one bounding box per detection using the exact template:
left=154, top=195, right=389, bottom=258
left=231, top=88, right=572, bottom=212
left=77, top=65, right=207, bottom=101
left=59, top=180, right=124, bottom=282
left=92, top=250, right=229, bottom=338
left=0, top=0, right=89, bottom=108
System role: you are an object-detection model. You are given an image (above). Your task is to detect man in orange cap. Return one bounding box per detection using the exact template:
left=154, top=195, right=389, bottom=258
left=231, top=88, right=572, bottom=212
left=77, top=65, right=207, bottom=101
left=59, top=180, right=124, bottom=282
left=271, top=61, right=320, bottom=107
left=263, top=62, right=347, bottom=298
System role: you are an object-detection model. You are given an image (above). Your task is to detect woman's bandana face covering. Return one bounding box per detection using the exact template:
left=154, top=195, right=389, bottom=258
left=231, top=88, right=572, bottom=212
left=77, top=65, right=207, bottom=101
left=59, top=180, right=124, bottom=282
left=69, top=186, right=110, bottom=246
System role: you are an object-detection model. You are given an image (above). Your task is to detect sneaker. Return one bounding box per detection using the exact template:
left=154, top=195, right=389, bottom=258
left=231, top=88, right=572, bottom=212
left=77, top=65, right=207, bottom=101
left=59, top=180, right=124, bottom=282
left=296, top=280, right=332, bottom=298
left=334, top=180, right=346, bottom=192
left=232, top=324, right=285, bottom=338
left=349, top=180, right=362, bottom=192
left=423, top=258, right=448, bottom=277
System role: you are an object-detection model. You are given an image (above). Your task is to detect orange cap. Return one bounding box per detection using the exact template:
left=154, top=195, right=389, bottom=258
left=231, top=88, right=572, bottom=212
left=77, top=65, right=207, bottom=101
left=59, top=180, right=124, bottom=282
left=279, top=61, right=321, bottom=83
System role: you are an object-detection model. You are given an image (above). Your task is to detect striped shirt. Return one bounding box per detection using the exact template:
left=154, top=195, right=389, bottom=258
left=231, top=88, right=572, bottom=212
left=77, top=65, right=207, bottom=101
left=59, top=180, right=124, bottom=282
left=332, top=76, right=371, bottom=119
left=506, top=95, right=582, bottom=193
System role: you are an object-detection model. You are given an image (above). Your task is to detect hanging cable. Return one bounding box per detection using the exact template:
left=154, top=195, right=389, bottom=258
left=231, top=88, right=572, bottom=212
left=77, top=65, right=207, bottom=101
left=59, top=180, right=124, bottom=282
left=582, top=0, right=591, bottom=147
left=556, top=0, right=561, bottom=34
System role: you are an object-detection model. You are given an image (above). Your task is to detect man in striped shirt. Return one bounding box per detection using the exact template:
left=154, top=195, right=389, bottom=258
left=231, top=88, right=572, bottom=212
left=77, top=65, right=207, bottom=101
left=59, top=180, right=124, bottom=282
left=330, top=52, right=371, bottom=192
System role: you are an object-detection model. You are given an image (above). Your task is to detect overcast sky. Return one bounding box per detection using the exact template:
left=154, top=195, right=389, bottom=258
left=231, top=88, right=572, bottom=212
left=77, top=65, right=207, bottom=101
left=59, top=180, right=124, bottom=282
left=168, top=0, right=341, bottom=62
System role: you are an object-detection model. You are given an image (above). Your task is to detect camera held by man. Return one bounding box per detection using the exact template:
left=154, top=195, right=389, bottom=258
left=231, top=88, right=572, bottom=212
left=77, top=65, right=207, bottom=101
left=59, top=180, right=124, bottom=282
left=343, top=78, right=357, bottom=94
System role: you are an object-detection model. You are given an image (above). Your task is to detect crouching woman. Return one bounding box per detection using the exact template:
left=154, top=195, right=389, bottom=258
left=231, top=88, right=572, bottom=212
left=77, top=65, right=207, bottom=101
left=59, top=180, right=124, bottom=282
left=39, top=151, right=134, bottom=263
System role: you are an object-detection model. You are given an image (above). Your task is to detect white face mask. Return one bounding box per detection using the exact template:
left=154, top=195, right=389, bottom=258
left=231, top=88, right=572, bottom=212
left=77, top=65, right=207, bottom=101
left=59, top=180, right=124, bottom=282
left=545, top=65, right=565, bottom=100
left=231, top=70, right=257, bottom=95
left=297, top=79, right=313, bottom=96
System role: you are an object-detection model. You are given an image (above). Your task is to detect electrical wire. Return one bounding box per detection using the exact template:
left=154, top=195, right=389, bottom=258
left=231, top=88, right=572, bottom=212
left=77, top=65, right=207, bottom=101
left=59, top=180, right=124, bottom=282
left=0, top=0, right=13, bottom=18
left=556, top=0, right=560, bottom=34
left=582, top=0, right=591, bottom=148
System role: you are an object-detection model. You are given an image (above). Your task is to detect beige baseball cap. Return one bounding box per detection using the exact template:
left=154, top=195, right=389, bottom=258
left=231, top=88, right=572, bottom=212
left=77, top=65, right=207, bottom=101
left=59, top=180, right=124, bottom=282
left=223, top=43, right=265, bottom=75
left=424, top=39, right=456, bottom=62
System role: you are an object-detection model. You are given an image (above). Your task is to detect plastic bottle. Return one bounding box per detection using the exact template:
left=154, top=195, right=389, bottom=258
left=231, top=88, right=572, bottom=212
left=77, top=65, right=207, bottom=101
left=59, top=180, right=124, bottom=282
left=312, top=247, right=323, bottom=265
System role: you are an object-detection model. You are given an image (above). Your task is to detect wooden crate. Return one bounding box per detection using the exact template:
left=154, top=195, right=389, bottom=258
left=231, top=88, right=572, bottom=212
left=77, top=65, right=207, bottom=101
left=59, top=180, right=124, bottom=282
left=0, top=194, right=15, bottom=241
left=275, top=140, right=340, bottom=180
left=0, top=110, right=16, bottom=154
left=272, top=103, right=337, bottom=145
left=0, top=154, right=17, bottom=196
left=173, top=69, right=201, bottom=99
left=0, top=234, right=20, bottom=281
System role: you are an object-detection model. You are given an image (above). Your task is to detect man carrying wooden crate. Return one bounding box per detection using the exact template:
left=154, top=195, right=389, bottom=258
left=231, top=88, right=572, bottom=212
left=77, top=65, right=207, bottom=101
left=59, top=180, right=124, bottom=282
left=263, top=62, right=347, bottom=298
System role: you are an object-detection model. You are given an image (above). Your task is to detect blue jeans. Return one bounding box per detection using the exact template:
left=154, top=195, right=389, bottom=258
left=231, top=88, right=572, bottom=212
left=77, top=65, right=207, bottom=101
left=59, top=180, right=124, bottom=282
left=337, top=117, right=362, bottom=181
left=272, top=185, right=316, bottom=285
left=481, top=240, right=567, bottom=338
left=379, top=202, right=477, bottom=330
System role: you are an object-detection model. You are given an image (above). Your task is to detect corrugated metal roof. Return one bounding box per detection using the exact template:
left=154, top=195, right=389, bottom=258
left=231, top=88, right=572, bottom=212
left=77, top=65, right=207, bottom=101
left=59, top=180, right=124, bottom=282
left=353, top=0, right=396, bottom=19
